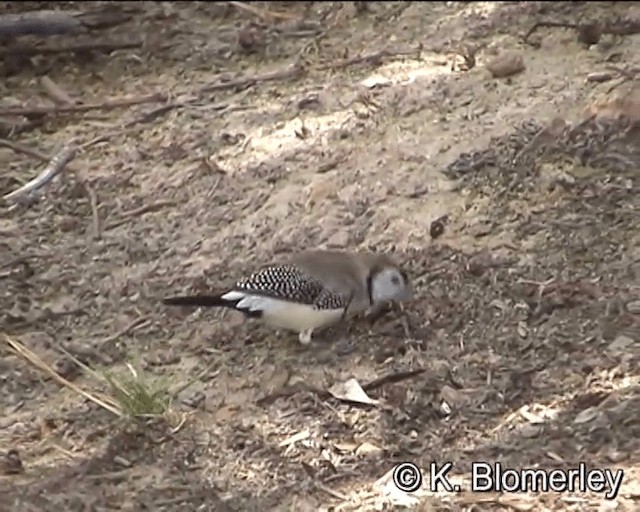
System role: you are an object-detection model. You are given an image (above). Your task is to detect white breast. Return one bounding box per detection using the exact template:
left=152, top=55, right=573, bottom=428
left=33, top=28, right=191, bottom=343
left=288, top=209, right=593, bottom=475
left=221, top=291, right=344, bottom=333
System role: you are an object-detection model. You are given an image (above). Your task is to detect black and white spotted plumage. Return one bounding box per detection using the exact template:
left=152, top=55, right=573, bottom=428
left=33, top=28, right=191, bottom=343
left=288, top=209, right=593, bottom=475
left=233, top=264, right=350, bottom=310
left=163, top=249, right=412, bottom=345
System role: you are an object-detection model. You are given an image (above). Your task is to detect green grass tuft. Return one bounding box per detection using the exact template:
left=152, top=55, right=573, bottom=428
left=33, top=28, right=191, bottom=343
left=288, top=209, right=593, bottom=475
left=102, top=363, right=172, bottom=418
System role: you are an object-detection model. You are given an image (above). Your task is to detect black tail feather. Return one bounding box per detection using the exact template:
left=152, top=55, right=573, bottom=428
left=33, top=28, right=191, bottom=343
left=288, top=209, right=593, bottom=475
left=162, top=295, right=232, bottom=308
left=163, top=293, right=264, bottom=319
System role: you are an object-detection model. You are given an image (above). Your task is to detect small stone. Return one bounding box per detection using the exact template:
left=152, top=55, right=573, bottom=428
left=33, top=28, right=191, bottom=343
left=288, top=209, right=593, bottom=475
left=586, top=71, right=614, bottom=83
left=608, top=334, right=635, bottom=351
left=486, top=51, right=525, bottom=78
left=1, top=449, right=24, bottom=475
left=325, top=231, right=350, bottom=248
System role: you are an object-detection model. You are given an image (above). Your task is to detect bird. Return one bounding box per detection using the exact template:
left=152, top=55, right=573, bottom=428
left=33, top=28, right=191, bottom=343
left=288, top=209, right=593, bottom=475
left=162, top=250, right=413, bottom=345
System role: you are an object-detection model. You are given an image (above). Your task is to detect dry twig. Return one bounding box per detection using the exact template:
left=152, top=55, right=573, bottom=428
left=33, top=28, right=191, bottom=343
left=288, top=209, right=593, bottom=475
left=228, top=1, right=300, bottom=21
left=105, top=201, right=178, bottom=230
left=315, top=47, right=421, bottom=71
left=85, top=182, right=100, bottom=238
left=196, top=63, right=305, bottom=94
left=257, top=381, right=329, bottom=406
left=3, top=145, right=76, bottom=202
left=2, top=333, right=123, bottom=416
left=100, top=316, right=150, bottom=345
left=362, top=368, right=426, bottom=392
left=40, top=76, right=76, bottom=105
left=0, top=140, right=102, bottom=237
left=0, top=138, right=50, bottom=161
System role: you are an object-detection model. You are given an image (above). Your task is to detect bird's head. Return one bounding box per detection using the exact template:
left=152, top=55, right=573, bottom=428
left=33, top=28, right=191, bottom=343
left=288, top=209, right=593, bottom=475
left=367, top=257, right=413, bottom=305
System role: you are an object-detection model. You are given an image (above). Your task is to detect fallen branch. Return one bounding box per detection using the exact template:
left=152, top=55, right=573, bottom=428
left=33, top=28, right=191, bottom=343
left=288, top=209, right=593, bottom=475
left=0, top=138, right=50, bottom=161
left=124, top=89, right=249, bottom=129
left=2, top=40, right=142, bottom=58
left=0, top=10, right=82, bottom=39
left=3, top=145, right=76, bottom=202
left=524, top=18, right=640, bottom=46
left=0, top=118, right=42, bottom=138
left=0, top=64, right=304, bottom=118
left=195, top=62, right=306, bottom=94
left=0, top=93, right=167, bottom=118
left=315, top=47, right=421, bottom=71
left=77, top=5, right=141, bottom=30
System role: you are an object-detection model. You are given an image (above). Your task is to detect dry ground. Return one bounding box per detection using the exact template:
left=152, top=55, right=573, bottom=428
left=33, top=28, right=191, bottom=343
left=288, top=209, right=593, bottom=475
left=1, top=1, right=639, bottom=511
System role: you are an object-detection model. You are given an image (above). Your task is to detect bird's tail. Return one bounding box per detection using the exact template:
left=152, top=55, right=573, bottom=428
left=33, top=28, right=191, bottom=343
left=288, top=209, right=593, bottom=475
left=162, top=295, right=231, bottom=308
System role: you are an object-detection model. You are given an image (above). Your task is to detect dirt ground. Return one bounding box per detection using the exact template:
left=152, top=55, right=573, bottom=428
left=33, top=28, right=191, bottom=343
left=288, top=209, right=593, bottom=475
left=1, top=1, right=639, bottom=511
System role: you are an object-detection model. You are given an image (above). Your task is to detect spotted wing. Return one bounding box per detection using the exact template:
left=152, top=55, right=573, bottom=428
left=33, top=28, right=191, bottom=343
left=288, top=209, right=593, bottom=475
left=312, top=286, right=352, bottom=312
left=234, top=264, right=327, bottom=305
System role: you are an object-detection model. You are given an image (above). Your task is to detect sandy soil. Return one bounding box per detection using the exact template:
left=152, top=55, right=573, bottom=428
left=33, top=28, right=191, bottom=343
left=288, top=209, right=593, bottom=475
left=1, top=1, right=639, bottom=510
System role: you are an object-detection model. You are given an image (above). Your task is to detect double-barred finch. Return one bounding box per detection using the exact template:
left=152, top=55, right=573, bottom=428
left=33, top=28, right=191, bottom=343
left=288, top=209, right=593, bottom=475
left=163, top=250, right=413, bottom=345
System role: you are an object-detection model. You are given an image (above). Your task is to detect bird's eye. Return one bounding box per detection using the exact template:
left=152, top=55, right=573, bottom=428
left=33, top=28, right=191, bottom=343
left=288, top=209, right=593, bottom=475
left=391, top=275, right=400, bottom=285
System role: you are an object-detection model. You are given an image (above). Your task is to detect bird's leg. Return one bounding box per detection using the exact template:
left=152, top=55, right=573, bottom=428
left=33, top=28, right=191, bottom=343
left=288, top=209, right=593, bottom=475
left=365, top=301, right=393, bottom=325
left=340, top=291, right=355, bottom=322
left=298, top=329, right=313, bottom=345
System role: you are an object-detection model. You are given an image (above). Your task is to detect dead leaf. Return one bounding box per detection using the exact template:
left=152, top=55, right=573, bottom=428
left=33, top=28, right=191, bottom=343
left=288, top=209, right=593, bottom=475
left=573, top=406, right=600, bottom=424
left=332, top=441, right=358, bottom=453
left=355, top=441, right=383, bottom=457
left=440, top=385, right=468, bottom=410
left=328, top=378, right=380, bottom=405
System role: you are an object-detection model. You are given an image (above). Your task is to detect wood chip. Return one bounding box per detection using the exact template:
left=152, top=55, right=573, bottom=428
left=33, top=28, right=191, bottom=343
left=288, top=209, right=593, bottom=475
left=279, top=429, right=310, bottom=448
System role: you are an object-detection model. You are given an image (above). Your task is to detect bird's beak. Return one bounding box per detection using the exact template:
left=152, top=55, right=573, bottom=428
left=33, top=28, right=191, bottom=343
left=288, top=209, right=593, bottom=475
left=400, top=285, right=414, bottom=301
